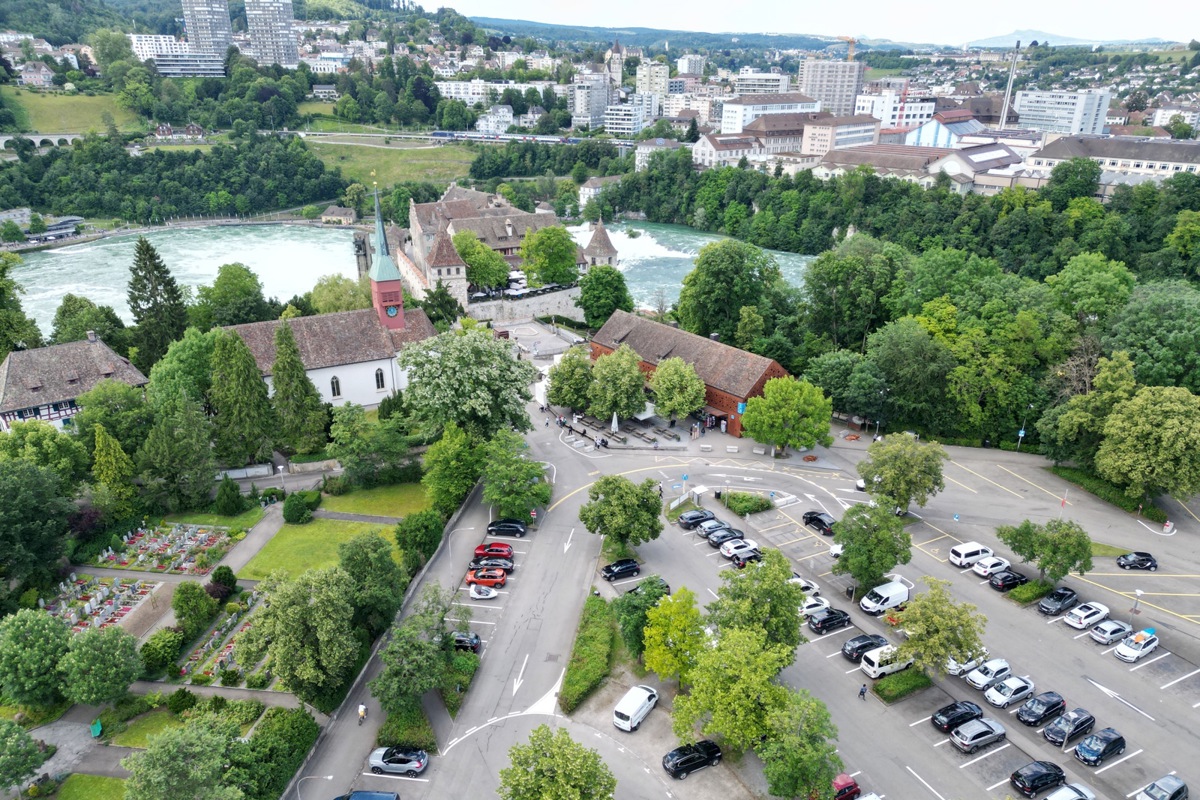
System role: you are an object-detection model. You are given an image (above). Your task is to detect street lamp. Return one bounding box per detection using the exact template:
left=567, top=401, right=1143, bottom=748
left=1016, top=403, right=1034, bottom=451
left=1131, top=589, right=1144, bottom=624
left=277, top=464, right=285, bottom=492
left=297, top=775, right=333, bottom=800
left=874, top=389, right=888, bottom=438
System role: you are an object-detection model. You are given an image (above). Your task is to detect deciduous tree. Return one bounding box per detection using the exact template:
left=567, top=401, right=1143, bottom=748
left=547, top=346, right=594, bottom=410
left=856, top=435, right=947, bottom=512
left=612, top=579, right=668, bottom=657
left=0, top=609, right=69, bottom=707
left=831, top=503, right=912, bottom=591
left=310, top=274, right=371, bottom=314
left=394, top=508, right=444, bottom=565
left=0, top=252, right=44, bottom=363
left=498, top=725, right=616, bottom=800
left=518, top=225, right=579, bottom=286
left=59, top=625, right=141, bottom=705
left=50, top=293, right=129, bottom=354
left=1096, top=385, right=1200, bottom=499
left=588, top=343, right=647, bottom=420
left=0, top=461, right=72, bottom=595
left=92, top=423, right=137, bottom=519
left=1038, top=350, right=1137, bottom=469
left=481, top=429, right=551, bottom=519
left=190, top=263, right=273, bottom=329
left=866, top=318, right=957, bottom=432
left=127, top=236, right=186, bottom=370
left=210, top=331, right=275, bottom=466
left=756, top=690, right=843, bottom=800
left=578, top=475, right=662, bottom=549
left=421, top=422, right=480, bottom=516
left=146, top=328, right=219, bottom=413
left=0, top=719, right=42, bottom=797
left=172, top=580, right=218, bottom=640
left=576, top=265, right=633, bottom=328
left=327, top=403, right=411, bottom=487
left=1102, top=281, right=1200, bottom=393
left=453, top=230, right=510, bottom=289
left=707, top=549, right=805, bottom=651
left=1045, top=252, right=1136, bottom=325
left=676, top=239, right=782, bottom=342
left=123, top=717, right=244, bottom=800
left=894, top=577, right=987, bottom=676
left=338, top=531, right=405, bottom=635
left=643, top=587, right=706, bottom=683
left=740, top=376, right=833, bottom=457
left=649, top=357, right=706, bottom=423
left=270, top=321, right=328, bottom=454
left=996, top=518, right=1095, bottom=582
left=0, top=420, right=89, bottom=491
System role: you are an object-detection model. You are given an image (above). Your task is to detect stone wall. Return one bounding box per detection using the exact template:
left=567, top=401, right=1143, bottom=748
left=467, top=286, right=585, bottom=324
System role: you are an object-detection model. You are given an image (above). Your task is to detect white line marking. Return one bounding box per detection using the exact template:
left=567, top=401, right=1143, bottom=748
left=612, top=577, right=643, bottom=587
left=361, top=773, right=430, bottom=783
left=1074, top=630, right=1092, bottom=639
left=846, top=666, right=862, bottom=674
left=906, top=766, right=949, bottom=800
left=1130, top=652, right=1171, bottom=671
left=707, top=588, right=718, bottom=599
left=1046, top=616, right=1065, bottom=625
left=811, top=626, right=856, bottom=642
left=451, top=602, right=503, bottom=610
left=959, top=742, right=1009, bottom=767
left=987, top=778, right=1010, bottom=791
left=1095, top=748, right=1142, bottom=774
left=513, top=653, right=529, bottom=696
left=1161, top=667, right=1200, bottom=689
left=933, top=738, right=950, bottom=747
left=909, top=716, right=932, bottom=727
left=827, top=651, right=845, bottom=659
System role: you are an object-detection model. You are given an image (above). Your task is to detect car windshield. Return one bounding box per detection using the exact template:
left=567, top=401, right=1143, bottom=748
left=1144, top=784, right=1173, bottom=800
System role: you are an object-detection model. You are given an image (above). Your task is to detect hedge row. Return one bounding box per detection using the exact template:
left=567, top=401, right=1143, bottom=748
left=559, top=595, right=615, bottom=713
left=441, top=652, right=481, bottom=717
left=722, top=491, right=773, bottom=516
left=1008, top=579, right=1055, bottom=605
left=1048, top=466, right=1168, bottom=523
left=873, top=669, right=932, bottom=703
left=377, top=695, right=437, bottom=752
left=235, top=707, right=320, bottom=800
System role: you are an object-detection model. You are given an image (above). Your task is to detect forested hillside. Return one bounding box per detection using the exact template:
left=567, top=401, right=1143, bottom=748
left=0, top=0, right=127, bottom=46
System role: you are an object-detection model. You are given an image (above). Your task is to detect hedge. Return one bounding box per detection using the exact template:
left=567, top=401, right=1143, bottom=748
left=234, top=707, right=320, bottom=800
left=873, top=669, right=932, bottom=702
left=441, top=652, right=481, bottom=717
left=559, top=595, right=615, bottom=713
left=1007, top=579, right=1055, bottom=605
left=722, top=491, right=772, bottom=516
left=377, top=696, right=437, bottom=752
left=1048, top=466, right=1168, bottom=523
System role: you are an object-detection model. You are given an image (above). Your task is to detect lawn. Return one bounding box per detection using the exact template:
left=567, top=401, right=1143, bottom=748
left=320, top=483, right=430, bottom=518
left=0, top=698, right=70, bottom=728
left=56, top=774, right=126, bottom=800
left=164, top=506, right=265, bottom=530
left=308, top=141, right=476, bottom=185
left=111, top=708, right=182, bottom=748
left=1092, top=541, right=1129, bottom=557
left=238, top=518, right=393, bottom=579
left=0, top=87, right=140, bottom=133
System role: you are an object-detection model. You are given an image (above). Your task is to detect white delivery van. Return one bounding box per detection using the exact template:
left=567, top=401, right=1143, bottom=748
left=613, top=685, right=658, bottom=731
left=860, top=645, right=914, bottom=679
left=859, top=580, right=910, bottom=616
left=948, top=542, right=994, bottom=567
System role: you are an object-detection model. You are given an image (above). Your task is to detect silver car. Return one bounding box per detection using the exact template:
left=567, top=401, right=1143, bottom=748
left=950, top=717, right=1006, bottom=754
left=368, top=746, right=428, bottom=777
left=965, top=658, right=1011, bottom=690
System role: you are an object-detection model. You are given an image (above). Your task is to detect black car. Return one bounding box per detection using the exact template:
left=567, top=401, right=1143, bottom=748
left=708, top=528, right=746, bottom=548
left=487, top=518, right=527, bottom=537
left=1117, top=551, right=1158, bottom=571
left=601, top=559, right=641, bottom=581
left=990, top=570, right=1030, bottom=592
left=1043, top=708, right=1096, bottom=746
left=662, top=740, right=722, bottom=780
left=1075, top=727, right=1125, bottom=767
left=808, top=607, right=852, bottom=634
left=452, top=631, right=481, bottom=653
left=1017, top=691, right=1066, bottom=726
left=803, top=510, right=836, bottom=535
left=1038, top=587, right=1078, bottom=615
left=930, top=700, right=983, bottom=733
left=468, top=556, right=515, bottom=572
left=842, top=634, right=889, bottom=662
left=1010, top=761, right=1066, bottom=797
left=732, top=549, right=762, bottom=568
left=627, top=576, right=670, bottom=596
left=678, top=509, right=716, bottom=530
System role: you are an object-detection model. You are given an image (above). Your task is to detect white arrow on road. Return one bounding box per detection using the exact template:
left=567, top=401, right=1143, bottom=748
left=564, top=527, right=575, bottom=554
left=1086, top=677, right=1156, bottom=720
left=513, top=653, right=530, bottom=696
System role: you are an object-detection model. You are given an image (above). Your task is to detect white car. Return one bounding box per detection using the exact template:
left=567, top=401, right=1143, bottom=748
left=985, top=675, right=1034, bottom=708
left=972, top=556, right=1011, bottom=577
left=830, top=543, right=844, bottom=559
left=720, top=539, right=759, bottom=559
left=1045, top=785, right=1097, bottom=800
left=789, top=574, right=820, bottom=596
left=799, top=596, right=831, bottom=618
left=1115, top=629, right=1160, bottom=663
left=1063, top=602, right=1110, bottom=630
left=946, top=647, right=991, bottom=677
left=965, top=658, right=1012, bottom=690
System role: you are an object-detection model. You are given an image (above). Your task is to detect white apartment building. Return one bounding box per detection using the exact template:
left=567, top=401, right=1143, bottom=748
left=636, top=61, right=670, bottom=99
left=1152, top=105, right=1200, bottom=128
left=1014, top=89, right=1111, bottom=135
left=720, top=92, right=820, bottom=134
left=801, top=114, right=881, bottom=154
left=1028, top=136, right=1200, bottom=177
left=855, top=90, right=936, bottom=129
left=662, top=94, right=715, bottom=126
left=677, top=53, right=705, bottom=75
left=181, top=0, right=233, bottom=55
left=154, top=51, right=226, bottom=77
left=604, top=99, right=653, bottom=137
left=572, top=74, right=611, bottom=130
left=245, top=0, right=299, bottom=68
left=476, top=105, right=514, bottom=135
left=795, top=58, right=865, bottom=117
left=734, top=68, right=790, bottom=95
left=435, top=79, right=562, bottom=107
left=128, top=34, right=192, bottom=62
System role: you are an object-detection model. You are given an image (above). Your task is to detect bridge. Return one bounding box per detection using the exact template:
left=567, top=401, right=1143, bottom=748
left=0, top=133, right=86, bottom=149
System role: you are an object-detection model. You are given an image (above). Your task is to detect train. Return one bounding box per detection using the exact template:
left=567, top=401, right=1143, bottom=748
left=430, top=130, right=636, bottom=147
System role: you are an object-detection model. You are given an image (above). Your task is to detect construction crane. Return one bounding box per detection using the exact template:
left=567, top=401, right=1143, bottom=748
left=837, top=35, right=857, bottom=61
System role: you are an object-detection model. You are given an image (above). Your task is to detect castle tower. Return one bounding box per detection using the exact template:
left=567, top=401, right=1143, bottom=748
left=369, top=191, right=406, bottom=330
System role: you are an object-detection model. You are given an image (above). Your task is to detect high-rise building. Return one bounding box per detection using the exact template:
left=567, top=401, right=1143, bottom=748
left=635, top=61, right=670, bottom=99
left=734, top=68, right=790, bottom=95
left=677, top=53, right=705, bottom=76
left=1014, top=89, right=1111, bottom=135
left=571, top=74, right=611, bottom=130
left=180, top=0, right=233, bottom=56
left=795, top=58, right=866, bottom=117
left=245, top=0, right=299, bottom=68
left=855, top=90, right=937, bottom=129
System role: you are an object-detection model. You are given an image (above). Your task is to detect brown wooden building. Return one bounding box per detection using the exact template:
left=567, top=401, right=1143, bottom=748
left=590, top=310, right=788, bottom=437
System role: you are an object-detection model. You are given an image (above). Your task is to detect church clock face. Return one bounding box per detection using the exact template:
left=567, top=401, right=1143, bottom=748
left=386, top=305, right=399, bottom=317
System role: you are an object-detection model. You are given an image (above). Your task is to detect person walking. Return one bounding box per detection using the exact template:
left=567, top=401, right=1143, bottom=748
left=858, top=684, right=868, bottom=701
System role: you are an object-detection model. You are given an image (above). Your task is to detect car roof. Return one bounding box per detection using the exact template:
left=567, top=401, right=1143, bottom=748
left=1151, top=776, right=1186, bottom=791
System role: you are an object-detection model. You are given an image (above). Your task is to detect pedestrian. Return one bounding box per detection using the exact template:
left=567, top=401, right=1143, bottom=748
left=545, top=417, right=549, bottom=427
left=701, top=425, right=706, bottom=437
left=720, top=419, right=727, bottom=434
left=658, top=482, right=663, bottom=497
left=858, top=684, right=868, bottom=701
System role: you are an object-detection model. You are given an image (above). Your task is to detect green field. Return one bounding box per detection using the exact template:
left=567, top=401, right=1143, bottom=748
left=0, top=87, right=140, bottom=133
left=56, top=774, right=126, bottom=800
left=320, top=483, right=430, bottom=518
left=165, top=506, right=265, bottom=530
left=308, top=140, right=476, bottom=185
left=111, top=708, right=182, bottom=748
left=238, top=518, right=393, bottom=580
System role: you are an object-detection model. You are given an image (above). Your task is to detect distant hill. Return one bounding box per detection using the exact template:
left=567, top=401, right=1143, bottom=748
left=0, top=0, right=127, bottom=45
left=966, top=29, right=1180, bottom=48
left=469, top=17, right=835, bottom=52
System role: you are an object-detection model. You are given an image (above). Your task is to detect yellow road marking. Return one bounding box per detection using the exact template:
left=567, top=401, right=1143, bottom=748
left=994, top=464, right=1071, bottom=505
left=1073, top=574, right=1200, bottom=628
left=945, top=475, right=978, bottom=493
left=949, top=461, right=1023, bottom=499
left=916, top=533, right=953, bottom=546
left=1175, top=498, right=1200, bottom=525
left=587, top=470, right=601, bottom=476
left=759, top=521, right=793, bottom=532
left=1128, top=592, right=1200, bottom=598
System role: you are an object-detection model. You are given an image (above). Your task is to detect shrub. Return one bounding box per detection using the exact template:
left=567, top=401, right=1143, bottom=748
left=172, top=581, right=219, bottom=640
left=322, top=475, right=350, bottom=495
left=215, top=475, right=247, bottom=516
left=140, top=628, right=184, bottom=677
left=440, top=652, right=480, bottom=717
left=225, top=601, right=243, bottom=615
left=190, top=673, right=214, bottom=685
left=294, top=489, right=322, bottom=510
left=206, top=695, right=228, bottom=714
left=223, top=698, right=265, bottom=726
left=205, top=581, right=233, bottom=602
left=1048, top=466, right=1168, bottom=522
left=377, top=391, right=404, bottom=421
left=873, top=669, right=933, bottom=702
left=261, top=487, right=286, bottom=502
left=1008, top=579, right=1055, bottom=605
left=17, top=587, right=40, bottom=609
left=395, top=508, right=444, bottom=562
left=559, top=595, right=614, bottom=712
left=282, top=493, right=312, bottom=524
left=219, top=668, right=243, bottom=686
left=399, top=548, right=424, bottom=580
left=166, top=688, right=197, bottom=715
left=110, top=533, right=125, bottom=552
left=723, top=491, right=773, bottom=515
left=231, top=707, right=320, bottom=800
left=211, top=565, right=238, bottom=592
left=376, top=696, right=437, bottom=751
left=245, top=670, right=271, bottom=690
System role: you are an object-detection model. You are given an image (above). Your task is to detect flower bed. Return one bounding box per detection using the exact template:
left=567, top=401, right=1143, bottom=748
left=179, top=592, right=264, bottom=687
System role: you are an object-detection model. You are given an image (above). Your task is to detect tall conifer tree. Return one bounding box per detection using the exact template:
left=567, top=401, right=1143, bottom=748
left=209, top=331, right=274, bottom=466
left=271, top=322, right=327, bottom=454
left=138, top=394, right=216, bottom=512
left=126, top=237, right=186, bottom=370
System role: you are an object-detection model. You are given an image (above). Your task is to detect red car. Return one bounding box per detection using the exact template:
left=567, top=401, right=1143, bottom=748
left=474, top=542, right=514, bottom=558
left=465, top=568, right=507, bottom=588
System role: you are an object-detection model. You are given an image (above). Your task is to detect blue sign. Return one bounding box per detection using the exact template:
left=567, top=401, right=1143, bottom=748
left=737, top=402, right=746, bottom=414
left=682, top=474, right=688, bottom=481
left=953, top=514, right=960, bottom=522
left=673, top=483, right=682, bottom=489
left=1018, top=429, right=1026, bottom=438
left=770, top=492, right=775, bottom=498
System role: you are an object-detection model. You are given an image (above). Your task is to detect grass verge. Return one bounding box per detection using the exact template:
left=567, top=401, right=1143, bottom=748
left=665, top=499, right=698, bottom=522
left=1007, top=579, right=1055, bottom=605
left=1047, top=466, right=1167, bottom=522
left=237, top=519, right=391, bottom=580
left=0, top=697, right=71, bottom=728
left=0, top=87, right=140, bottom=132
left=320, top=483, right=430, bottom=518
left=601, top=535, right=635, bottom=562
left=56, top=774, right=126, bottom=800
left=873, top=669, right=933, bottom=702
left=1092, top=541, right=1128, bottom=558
left=377, top=695, right=437, bottom=751
left=111, top=707, right=182, bottom=748
left=307, top=141, right=475, bottom=185
left=559, top=595, right=616, bottom=713
left=164, top=506, right=265, bottom=530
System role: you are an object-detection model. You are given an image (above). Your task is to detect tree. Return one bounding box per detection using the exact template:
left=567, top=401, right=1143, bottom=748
left=831, top=503, right=912, bottom=591
left=684, top=117, right=700, bottom=143
left=613, top=579, right=668, bottom=657
left=649, top=357, right=706, bottom=422
left=146, top=328, right=220, bottom=413
left=398, top=328, right=539, bottom=439
left=588, top=343, right=646, bottom=420
left=123, top=718, right=244, bottom=800
left=338, top=531, right=406, bottom=635
left=676, top=239, right=782, bottom=342
left=498, top=725, right=616, bottom=800
left=127, top=236, right=187, bottom=370
left=92, top=423, right=137, bottom=519
left=0, top=220, right=23, bottom=243
left=310, top=274, right=370, bottom=314
left=1166, top=114, right=1197, bottom=141
left=546, top=346, right=594, bottom=410
left=571, top=161, right=589, bottom=185
left=707, top=549, right=806, bottom=650
left=59, top=625, right=140, bottom=705
left=893, top=577, right=987, bottom=676
left=210, top=331, right=274, bottom=466
left=0, top=609, right=69, bottom=707
left=756, top=690, right=843, bottom=800
left=395, top=508, right=444, bottom=565
left=421, top=423, right=480, bottom=516
left=50, top=293, right=129, bottom=353
left=672, top=626, right=791, bottom=753
left=0, top=253, right=44, bottom=362
left=1123, top=90, right=1148, bottom=112
left=1045, top=252, right=1136, bottom=324
left=519, top=225, right=579, bottom=286
left=235, top=568, right=359, bottom=706
left=137, top=395, right=216, bottom=513
left=172, top=581, right=218, bottom=640
left=866, top=318, right=957, bottom=432
left=1038, top=350, right=1136, bottom=469
left=1043, top=157, right=1103, bottom=211
left=643, top=587, right=706, bottom=683
left=856, top=435, right=947, bottom=512
left=27, top=214, right=46, bottom=235
left=342, top=182, right=369, bottom=216
left=481, top=429, right=551, bottom=519
left=576, top=265, right=633, bottom=328
left=736, top=305, right=765, bottom=350
left=741, top=376, right=833, bottom=457
left=270, top=322, right=327, bottom=454
left=0, top=420, right=89, bottom=491
left=0, top=719, right=42, bottom=797
left=215, top=475, right=246, bottom=516
left=371, top=624, right=445, bottom=711
left=420, top=281, right=464, bottom=328
left=996, top=518, right=1094, bottom=582
left=1102, top=281, right=1200, bottom=393
left=452, top=231, right=510, bottom=289
left=190, top=263, right=273, bottom=329
left=326, top=403, right=411, bottom=487
left=0, top=461, right=72, bottom=592
left=1096, top=386, right=1200, bottom=499
left=579, top=475, right=663, bottom=549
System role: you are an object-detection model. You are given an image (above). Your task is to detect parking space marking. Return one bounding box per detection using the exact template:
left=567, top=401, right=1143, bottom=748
left=827, top=651, right=845, bottom=659
left=1073, top=630, right=1092, bottom=639
left=1102, top=644, right=1122, bottom=655
left=452, top=602, right=503, bottom=610
left=944, top=474, right=978, bottom=493
left=811, top=626, right=857, bottom=643
left=1095, top=748, right=1142, bottom=774
left=845, top=666, right=863, bottom=674
left=994, top=464, right=1073, bottom=505
left=959, top=742, right=1009, bottom=767
left=707, top=588, right=718, bottom=599
left=1127, top=773, right=1178, bottom=798
left=1174, top=497, right=1200, bottom=525
left=759, top=521, right=793, bottom=532
left=986, top=777, right=1010, bottom=791
left=934, top=738, right=951, bottom=747
left=449, top=619, right=496, bottom=625
left=457, top=587, right=510, bottom=594
left=611, top=577, right=643, bottom=587
left=1129, top=652, right=1171, bottom=671
left=909, top=716, right=932, bottom=727
left=1046, top=616, right=1066, bottom=625
left=361, top=773, right=431, bottom=783
left=1160, top=667, right=1200, bottom=689
left=907, top=766, right=950, bottom=800
left=949, top=460, right=1024, bottom=498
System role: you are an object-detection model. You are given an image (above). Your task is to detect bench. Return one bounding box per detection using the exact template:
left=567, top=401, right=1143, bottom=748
left=700, top=444, right=712, bottom=452
left=752, top=446, right=766, bottom=455
left=726, top=446, right=739, bottom=453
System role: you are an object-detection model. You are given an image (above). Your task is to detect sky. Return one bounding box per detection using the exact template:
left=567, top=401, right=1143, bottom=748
left=445, top=0, right=1191, bottom=45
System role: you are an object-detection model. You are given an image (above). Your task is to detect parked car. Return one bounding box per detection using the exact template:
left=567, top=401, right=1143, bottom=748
left=368, top=746, right=428, bottom=777
left=708, top=528, right=745, bottom=548
left=1063, top=602, right=1109, bottom=630
left=966, top=658, right=1012, bottom=690
left=468, top=556, right=515, bottom=572
left=1011, top=761, right=1067, bottom=798
left=720, top=539, right=760, bottom=559
left=474, top=542, right=513, bottom=558
left=799, top=596, right=832, bottom=618
left=1115, top=629, right=1159, bottom=662
left=1136, top=775, right=1188, bottom=800
left=832, top=772, right=863, bottom=800
left=612, top=685, right=657, bottom=732
left=1117, top=552, right=1158, bottom=571
left=1045, top=786, right=1097, bottom=800
left=697, top=519, right=731, bottom=540
left=1074, top=727, right=1126, bottom=766
left=946, top=647, right=991, bottom=677
left=334, top=793, right=399, bottom=800
left=662, top=740, right=721, bottom=779
left=451, top=631, right=480, bottom=653
left=464, top=568, right=507, bottom=587
left=803, top=510, right=836, bottom=535
left=949, top=542, right=994, bottom=567
left=487, top=518, right=527, bottom=537
left=1017, top=691, right=1066, bottom=726
left=808, top=607, right=852, bottom=634
left=627, top=576, right=670, bottom=596
left=986, top=675, right=1035, bottom=708
left=1038, top=587, right=1079, bottom=615
left=830, top=543, right=844, bottom=559
left=601, top=559, right=641, bottom=581
left=789, top=573, right=820, bottom=595
left=951, top=717, right=1006, bottom=754
left=1043, top=708, right=1096, bottom=746
left=972, top=556, right=1011, bottom=577
left=931, top=700, right=983, bottom=733
left=1089, top=619, right=1133, bottom=645
left=990, top=570, right=1030, bottom=592
left=843, top=634, right=889, bottom=662
left=732, top=549, right=763, bottom=568
left=678, top=509, right=716, bottom=529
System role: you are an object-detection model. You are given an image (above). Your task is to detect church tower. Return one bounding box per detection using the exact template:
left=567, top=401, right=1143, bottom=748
left=369, top=190, right=406, bottom=330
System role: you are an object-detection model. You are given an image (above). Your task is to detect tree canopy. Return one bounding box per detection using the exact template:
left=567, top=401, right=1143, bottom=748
left=649, top=357, right=706, bottom=422
left=498, top=725, right=616, bottom=800
left=856, top=434, right=947, bottom=512
left=894, top=576, right=987, bottom=676
left=518, top=225, right=579, bottom=286
left=588, top=343, right=647, bottom=420
left=576, top=265, right=633, bottom=328
left=831, top=503, right=912, bottom=591
left=1095, top=385, right=1200, bottom=499
left=676, top=239, right=782, bottom=342
left=740, top=376, right=833, bottom=456
left=578, top=475, right=663, bottom=549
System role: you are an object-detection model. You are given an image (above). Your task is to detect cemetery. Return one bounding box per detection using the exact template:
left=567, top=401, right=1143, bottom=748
left=178, top=590, right=267, bottom=687
left=43, top=573, right=161, bottom=634
left=94, top=523, right=238, bottom=575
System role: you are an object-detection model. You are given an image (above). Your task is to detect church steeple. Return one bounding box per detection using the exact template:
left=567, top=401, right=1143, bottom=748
left=369, top=188, right=406, bottom=330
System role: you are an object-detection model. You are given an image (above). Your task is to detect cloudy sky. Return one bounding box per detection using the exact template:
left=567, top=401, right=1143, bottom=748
left=447, top=0, right=1184, bottom=46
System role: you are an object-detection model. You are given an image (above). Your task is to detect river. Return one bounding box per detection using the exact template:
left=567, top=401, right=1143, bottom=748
left=14, top=222, right=812, bottom=335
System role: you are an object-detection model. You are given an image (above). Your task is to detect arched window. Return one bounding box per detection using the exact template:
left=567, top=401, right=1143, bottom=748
left=375, top=369, right=385, bottom=390
left=330, top=376, right=341, bottom=398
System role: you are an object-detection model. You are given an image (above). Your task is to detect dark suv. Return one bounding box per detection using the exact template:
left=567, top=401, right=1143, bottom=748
left=601, top=559, right=641, bottom=581
left=678, top=509, right=716, bottom=529
left=662, top=740, right=721, bottom=779
left=1043, top=708, right=1096, bottom=746
left=452, top=631, right=481, bottom=653
left=803, top=510, right=836, bottom=535
left=1010, top=761, right=1065, bottom=797
left=1074, top=727, right=1126, bottom=766
left=487, top=518, right=528, bottom=537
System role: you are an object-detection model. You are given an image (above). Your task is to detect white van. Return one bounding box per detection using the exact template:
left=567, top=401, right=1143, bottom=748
left=860, top=645, right=914, bottom=679
left=613, top=685, right=658, bottom=732
left=859, top=580, right=909, bottom=616
left=948, top=542, right=994, bottom=567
